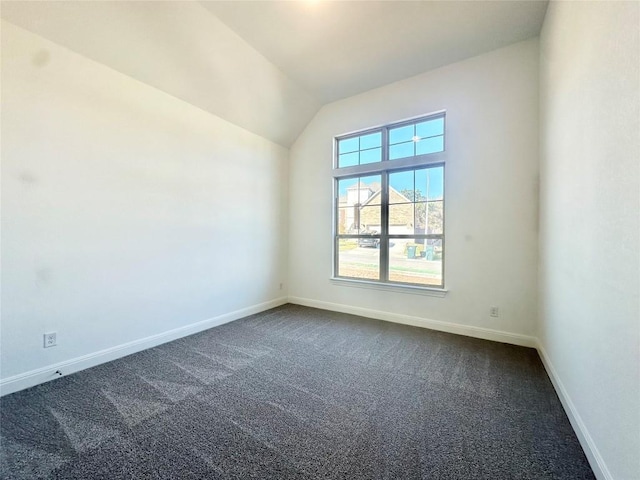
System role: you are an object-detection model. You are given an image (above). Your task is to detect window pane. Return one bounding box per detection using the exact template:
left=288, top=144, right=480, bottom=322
left=415, top=167, right=444, bottom=200
left=389, top=203, right=431, bottom=235
left=359, top=205, right=381, bottom=233
left=338, top=177, right=358, bottom=191
left=337, top=207, right=353, bottom=234
left=389, top=125, right=414, bottom=144
left=338, top=239, right=380, bottom=280
left=415, top=136, right=444, bottom=155
left=359, top=175, right=381, bottom=204
left=414, top=169, right=427, bottom=201
left=360, top=132, right=382, bottom=150
left=389, top=203, right=415, bottom=233
left=360, top=147, right=381, bottom=164
left=389, top=170, right=414, bottom=202
left=414, top=202, right=427, bottom=231
left=338, top=137, right=359, bottom=154
left=338, top=177, right=359, bottom=211
left=388, top=239, right=442, bottom=287
left=339, top=176, right=381, bottom=233
left=337, top=132, right=382, bottom=168
left=426, top=201, right=444, bottom=234
left=416, top=118, right=444, bottom=138
left=428, top=167, right=444, bottom=200
left=338, top=152, right=359, bottom=168
left=389, top=142, right=415, bottom=160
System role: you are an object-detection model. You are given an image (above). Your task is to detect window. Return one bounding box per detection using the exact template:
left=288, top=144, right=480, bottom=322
left=333, top=113, right=445, bottom=289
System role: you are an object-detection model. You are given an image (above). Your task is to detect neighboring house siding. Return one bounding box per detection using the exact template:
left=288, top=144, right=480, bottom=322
left=360, top=188, right=413, bottom=231
left=339, top=183, right=420, bottom=234
left=389, top=190, right=414, bottom=227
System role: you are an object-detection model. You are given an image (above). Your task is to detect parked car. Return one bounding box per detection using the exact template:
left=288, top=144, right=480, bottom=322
left=358, top=231, right=380, bottom=248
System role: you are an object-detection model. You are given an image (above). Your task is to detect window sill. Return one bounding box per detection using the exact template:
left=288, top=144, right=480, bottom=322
left=330, top=277, right=447, bottom=297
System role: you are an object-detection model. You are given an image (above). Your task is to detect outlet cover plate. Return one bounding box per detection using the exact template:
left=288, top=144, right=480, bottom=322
left=43, top=332, right=57, bottom=348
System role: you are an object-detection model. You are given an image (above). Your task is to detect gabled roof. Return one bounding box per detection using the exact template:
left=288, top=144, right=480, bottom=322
left=359, top=187, right=411, bottom=207
left=346, top=181, right=380, bottom=192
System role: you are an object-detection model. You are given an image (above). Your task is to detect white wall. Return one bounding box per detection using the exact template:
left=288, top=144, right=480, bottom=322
left=289, top=39, right=539, bottom=341
left=539, top=2, right=640, bottom=479
left=0, top=21, right=288, bottom=387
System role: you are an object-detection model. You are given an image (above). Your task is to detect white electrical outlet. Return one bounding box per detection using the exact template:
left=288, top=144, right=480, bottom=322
left=279, top=283, right=283, bottom=290
left=489, top=306, right=499, bottom=317
left=43, top=332, right=57, bottom=348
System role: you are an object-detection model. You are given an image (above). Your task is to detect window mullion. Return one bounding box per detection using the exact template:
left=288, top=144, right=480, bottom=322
left=333, top=178, right=339, bottom=277
left=380, top=173, right=389, bottom=282
left=380, top=128, right=390, bottom=281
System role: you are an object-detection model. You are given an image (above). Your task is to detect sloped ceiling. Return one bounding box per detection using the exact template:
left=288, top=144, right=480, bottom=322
left=1, top=1, right=548, bottom=147
left=203, top=1, right=549, bottom=104
left=0, top=1, right=320, bottom=147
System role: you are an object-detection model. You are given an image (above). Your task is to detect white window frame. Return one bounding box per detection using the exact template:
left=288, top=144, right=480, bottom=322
left=332, top=111, right=447, bottom=293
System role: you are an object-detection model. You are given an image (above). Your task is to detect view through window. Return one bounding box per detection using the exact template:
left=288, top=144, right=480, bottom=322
left=334, top=113, right=445, bottom=288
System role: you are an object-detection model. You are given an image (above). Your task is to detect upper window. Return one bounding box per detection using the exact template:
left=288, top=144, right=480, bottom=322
left=333, top=112, right=446, bottom=289
left=389, top=117, right=444, bottom=160
left=337, top=132, right=382, bottom=167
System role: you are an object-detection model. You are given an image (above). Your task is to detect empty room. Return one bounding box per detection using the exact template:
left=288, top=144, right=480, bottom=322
left=1, top=1, right=638, bottom=479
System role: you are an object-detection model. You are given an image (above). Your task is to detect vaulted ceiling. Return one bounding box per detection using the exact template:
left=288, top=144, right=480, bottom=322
left=203, top=1, right=548, bottom=104
left=1, top=1, right=548, bottom=147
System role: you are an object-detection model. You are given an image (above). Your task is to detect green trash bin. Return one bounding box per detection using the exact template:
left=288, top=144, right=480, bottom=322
left=425, top=246, right=434, bottom=261
left=407, top=245, right=417, bottom=259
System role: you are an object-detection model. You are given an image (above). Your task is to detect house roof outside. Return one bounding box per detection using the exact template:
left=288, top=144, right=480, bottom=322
left=346, top=181, right=381, bottom=192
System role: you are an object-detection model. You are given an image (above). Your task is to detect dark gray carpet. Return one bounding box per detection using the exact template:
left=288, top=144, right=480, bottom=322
left=1, top=304, right=594, bottom=479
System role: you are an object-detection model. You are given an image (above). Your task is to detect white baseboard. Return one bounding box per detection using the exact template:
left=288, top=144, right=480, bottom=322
left=0, top=297, right=288, bottom=397
left=536, top=342, right=611, bottom=480
left=287, top=296, right=537, bottom=348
